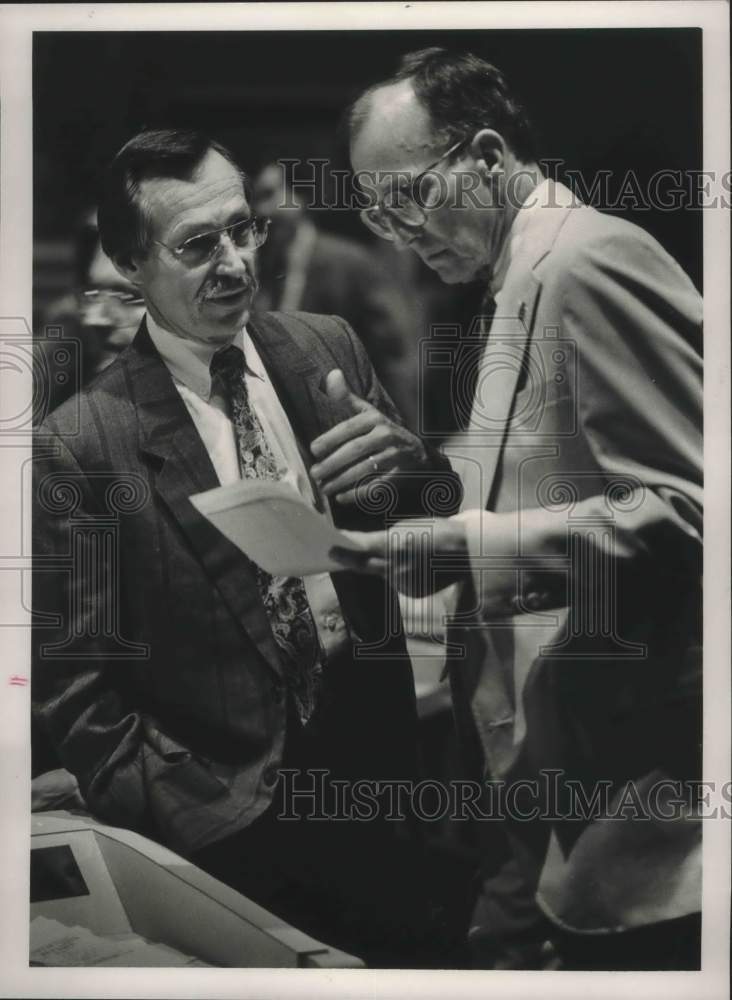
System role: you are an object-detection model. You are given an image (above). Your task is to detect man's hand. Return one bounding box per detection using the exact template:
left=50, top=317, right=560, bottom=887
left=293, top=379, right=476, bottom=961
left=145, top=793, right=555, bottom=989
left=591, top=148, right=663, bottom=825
left=31, top=768, right=87, bottom=813
left=330, top=517, right=469, bottom=596
left=310, top=369, right=428, bottom=504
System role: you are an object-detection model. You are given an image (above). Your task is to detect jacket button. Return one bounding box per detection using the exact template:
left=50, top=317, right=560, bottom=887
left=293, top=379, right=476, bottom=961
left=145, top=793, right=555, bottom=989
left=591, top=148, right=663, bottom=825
left=263, top=765, right=279, bottom=787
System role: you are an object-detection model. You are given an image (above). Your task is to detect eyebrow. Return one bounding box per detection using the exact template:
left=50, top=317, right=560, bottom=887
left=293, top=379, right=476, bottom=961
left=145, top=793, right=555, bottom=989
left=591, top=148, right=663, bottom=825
left=355, top=170, right=413, bottom=205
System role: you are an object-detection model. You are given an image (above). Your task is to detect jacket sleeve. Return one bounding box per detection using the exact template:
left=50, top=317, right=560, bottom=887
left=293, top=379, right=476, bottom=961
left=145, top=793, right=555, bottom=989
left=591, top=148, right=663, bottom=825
left=462, top=229, right=702, bottom=617
left=32, top=430, right=229, bottom=854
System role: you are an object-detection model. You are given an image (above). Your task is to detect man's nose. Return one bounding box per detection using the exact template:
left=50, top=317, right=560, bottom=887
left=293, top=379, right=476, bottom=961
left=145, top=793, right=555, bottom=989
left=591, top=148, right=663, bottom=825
left=388, top=216, right=423, bottom=250
left=214, top=234, right=253, bottom=276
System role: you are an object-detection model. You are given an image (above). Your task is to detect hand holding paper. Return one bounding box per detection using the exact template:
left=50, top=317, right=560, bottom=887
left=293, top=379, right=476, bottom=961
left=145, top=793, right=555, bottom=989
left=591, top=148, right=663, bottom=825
left=330, top=516, right=470, bottom=597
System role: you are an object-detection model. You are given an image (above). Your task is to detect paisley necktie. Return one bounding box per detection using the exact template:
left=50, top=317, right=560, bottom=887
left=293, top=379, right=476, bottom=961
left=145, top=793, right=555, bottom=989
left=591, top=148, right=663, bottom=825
left=210, top=344, right=322, bottom=723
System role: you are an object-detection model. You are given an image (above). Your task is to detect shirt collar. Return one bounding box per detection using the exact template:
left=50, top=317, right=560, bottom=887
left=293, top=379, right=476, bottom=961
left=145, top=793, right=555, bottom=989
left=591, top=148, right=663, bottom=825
left=146, top=313, right=262, bottom=400
left=490, top=176, right=550, bottom=296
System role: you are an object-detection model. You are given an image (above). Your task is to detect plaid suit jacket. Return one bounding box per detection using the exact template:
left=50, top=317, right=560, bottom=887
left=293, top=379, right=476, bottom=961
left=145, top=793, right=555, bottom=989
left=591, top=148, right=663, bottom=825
left=32, top=311, right=449, bottom=855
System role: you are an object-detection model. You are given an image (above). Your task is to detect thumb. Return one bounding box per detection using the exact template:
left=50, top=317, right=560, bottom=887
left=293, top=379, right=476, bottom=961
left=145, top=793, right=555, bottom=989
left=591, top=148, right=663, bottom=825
left=325, top=369, right=370, bottom=413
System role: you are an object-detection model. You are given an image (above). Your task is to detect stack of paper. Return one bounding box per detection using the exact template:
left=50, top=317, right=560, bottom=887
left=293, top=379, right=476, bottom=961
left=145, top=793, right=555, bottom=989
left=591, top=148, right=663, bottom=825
left=30, top=915, right=213, bottom=967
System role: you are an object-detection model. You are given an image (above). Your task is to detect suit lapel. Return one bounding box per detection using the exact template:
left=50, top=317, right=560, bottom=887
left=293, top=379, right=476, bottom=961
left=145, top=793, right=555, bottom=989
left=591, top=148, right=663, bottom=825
left=247, top=311, right=338, bottom=451
left=467, top=276, right=540, bottom=507
left=127, top=322, right=283, bottom=677
left=469, top=181, right=578, bottom=510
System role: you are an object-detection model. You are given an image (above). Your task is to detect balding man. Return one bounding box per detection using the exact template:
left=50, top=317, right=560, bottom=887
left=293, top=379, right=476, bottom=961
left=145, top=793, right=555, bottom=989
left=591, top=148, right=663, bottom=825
left=336, top=48, right=703, bottom=971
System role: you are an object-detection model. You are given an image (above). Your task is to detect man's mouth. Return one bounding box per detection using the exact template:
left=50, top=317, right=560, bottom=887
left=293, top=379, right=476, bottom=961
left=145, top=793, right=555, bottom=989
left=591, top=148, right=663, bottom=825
left=423, top=249, right=450, bottom=265
left=204, top=283, right=253, bottom=305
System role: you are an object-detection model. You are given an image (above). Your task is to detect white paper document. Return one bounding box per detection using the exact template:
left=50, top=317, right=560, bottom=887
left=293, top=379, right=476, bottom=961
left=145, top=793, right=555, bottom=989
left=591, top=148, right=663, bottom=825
left=190, top=480, right=366, bottom=576
left=30, top=915, right=212, bottom=967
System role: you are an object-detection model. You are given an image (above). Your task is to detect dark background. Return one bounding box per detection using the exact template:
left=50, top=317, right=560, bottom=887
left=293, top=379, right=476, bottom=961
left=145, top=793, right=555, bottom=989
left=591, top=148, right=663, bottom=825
left=33, top=27, right=702, bottom=322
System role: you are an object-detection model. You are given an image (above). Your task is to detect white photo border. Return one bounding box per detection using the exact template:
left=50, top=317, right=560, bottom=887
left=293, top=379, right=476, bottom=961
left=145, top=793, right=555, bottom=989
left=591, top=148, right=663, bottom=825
left=1, top=3, right=729, bottom=998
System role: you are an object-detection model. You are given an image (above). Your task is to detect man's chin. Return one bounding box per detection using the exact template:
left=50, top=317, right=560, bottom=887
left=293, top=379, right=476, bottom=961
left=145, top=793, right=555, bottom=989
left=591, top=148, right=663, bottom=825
left=194, top=308, right=251, bottom=345
left=434, top=269, right=468, bottom=285
left=219, top=306, right=250, bottom=334
left=423, top=251, right=478, bottom=284
left=203, top=290, right=254, bottom=326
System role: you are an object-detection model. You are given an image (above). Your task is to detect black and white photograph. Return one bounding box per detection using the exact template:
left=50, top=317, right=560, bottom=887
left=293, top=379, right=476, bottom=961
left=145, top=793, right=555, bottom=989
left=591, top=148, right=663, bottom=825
left=0, top=3, right=729, bottom=997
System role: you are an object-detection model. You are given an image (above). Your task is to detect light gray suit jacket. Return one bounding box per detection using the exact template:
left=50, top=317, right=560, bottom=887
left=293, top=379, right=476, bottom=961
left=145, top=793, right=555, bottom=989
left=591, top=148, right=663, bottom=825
left=445, top=181, right=703, bottom=932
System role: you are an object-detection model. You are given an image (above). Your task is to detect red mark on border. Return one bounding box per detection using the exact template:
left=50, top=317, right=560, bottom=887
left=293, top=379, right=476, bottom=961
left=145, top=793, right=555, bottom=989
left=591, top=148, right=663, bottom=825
left=9, top=675, right=28, bottom=686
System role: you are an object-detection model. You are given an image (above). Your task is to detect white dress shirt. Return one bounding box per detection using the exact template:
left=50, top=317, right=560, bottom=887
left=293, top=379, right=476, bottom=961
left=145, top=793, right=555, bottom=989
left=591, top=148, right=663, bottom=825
left=146, top=313, right=351, bottom=662
left=451, top=178, right=554, bottom=739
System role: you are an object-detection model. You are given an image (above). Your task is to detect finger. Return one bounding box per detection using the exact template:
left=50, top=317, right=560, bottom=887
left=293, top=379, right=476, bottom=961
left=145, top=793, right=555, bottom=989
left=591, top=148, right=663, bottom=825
left=333, top=476, right=399, bottom=506
left=365, top=557, right=389, bottom=576
left=328, top=546, right=373, bottom=571
left=336, top=528, right=390, bottom=555
left=310, top=411, right=378, bottom=462
left=330, top=549, right=388, bottom=576
left=329, top=529, right=389, bottom=575
left=332, top=486, right=359, bottom=506
left=329, top=547, right=387, bottom=575
left=311, top=430, right=381, bottom=484
left=318, top=445, right=398, bottom=496
left=324, top=369, right=372, bottom=415
left=326, top=465, right=396, bottom=502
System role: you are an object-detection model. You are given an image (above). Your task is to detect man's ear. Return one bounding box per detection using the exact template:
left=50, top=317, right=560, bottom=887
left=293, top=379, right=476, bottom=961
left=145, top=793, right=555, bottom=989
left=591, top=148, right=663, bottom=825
left=469, top=129, right=506, bottom=181
left=110, top=251, right=144, bottom=288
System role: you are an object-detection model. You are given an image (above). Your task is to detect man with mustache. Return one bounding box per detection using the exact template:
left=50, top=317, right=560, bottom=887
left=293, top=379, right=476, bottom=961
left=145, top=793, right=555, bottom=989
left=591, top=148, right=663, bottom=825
left=31, top=128, right=468, bottom=966
left=337, top=48, right=703, bottom=970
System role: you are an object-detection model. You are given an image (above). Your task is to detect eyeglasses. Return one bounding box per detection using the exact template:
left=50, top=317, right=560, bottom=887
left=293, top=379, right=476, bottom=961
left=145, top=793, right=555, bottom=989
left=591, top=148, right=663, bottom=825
left=155, top=216, right=270, bottom=267
left=360, top=137, right=469, bottom=243
left=80, top=288, right=145, bottom=328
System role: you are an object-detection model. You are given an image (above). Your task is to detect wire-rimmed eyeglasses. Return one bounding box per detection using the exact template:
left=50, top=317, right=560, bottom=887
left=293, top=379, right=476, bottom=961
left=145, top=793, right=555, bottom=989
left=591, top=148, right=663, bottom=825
left=359, top=137, right=470, bottom=242
left=155, top=215, right=270, bottom=267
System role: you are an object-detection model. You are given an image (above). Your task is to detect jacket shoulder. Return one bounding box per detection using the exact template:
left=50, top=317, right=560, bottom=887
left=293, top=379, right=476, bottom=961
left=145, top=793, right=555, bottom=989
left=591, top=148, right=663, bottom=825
left=548, top=204, right=688, bottom=274
left=260, top=309, right=356, bottom=350
left=259, top=309, right=371, bottom=386
left=264, top=308, right=347, bottom=331
left=538, top=204, right=700, bottom=305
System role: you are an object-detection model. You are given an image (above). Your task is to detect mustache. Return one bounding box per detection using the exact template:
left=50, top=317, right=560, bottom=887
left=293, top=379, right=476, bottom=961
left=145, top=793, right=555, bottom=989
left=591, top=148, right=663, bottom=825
left=200, top=274, right=258, bottom=301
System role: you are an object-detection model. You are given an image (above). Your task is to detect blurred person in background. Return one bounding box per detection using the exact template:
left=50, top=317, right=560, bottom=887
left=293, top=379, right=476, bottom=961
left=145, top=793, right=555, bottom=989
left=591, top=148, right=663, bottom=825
left=253, top=161, right=420, bottom=428
left=33, top=209, right=145, bottom=800
left=35, top=208, right=144, bottom=420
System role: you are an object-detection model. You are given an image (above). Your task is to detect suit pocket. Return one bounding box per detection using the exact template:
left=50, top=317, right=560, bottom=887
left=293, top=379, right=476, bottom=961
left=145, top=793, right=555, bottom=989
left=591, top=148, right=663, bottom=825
left=144, top=721, right=228, bottom=801
left=155, top=755, right=229, bottom=804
